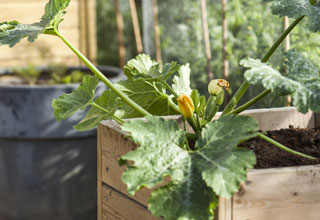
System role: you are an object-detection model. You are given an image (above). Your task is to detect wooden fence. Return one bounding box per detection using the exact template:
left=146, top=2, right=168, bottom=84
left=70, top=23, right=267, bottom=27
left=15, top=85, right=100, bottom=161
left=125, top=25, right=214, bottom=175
left=0, top=0, right=97, bottom=67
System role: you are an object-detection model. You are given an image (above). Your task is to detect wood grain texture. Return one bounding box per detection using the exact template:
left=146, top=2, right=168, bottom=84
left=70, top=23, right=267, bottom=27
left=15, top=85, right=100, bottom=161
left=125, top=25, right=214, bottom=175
left=100, top=123, right=151, bottom=206
left=218, top=198, right=232, bottom=220
left=0, top=0, right=96, bottom=67
left=101, top=184, right=160, bottom=220
left=98, top=123, right=103, bottom=220
left=238, top=107, right=314, bottom=131
left=233, top=165, right=320, bottom=220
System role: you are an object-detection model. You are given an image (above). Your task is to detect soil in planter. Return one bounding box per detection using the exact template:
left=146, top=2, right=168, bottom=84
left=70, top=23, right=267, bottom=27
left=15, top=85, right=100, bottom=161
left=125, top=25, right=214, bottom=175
left=239, top=126, right=320, bottom=169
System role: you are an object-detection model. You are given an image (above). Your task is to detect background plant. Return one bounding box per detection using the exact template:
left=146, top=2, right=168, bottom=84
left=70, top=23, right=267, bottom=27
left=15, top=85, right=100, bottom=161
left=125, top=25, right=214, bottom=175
left=97, top=0, right=320, bottom=107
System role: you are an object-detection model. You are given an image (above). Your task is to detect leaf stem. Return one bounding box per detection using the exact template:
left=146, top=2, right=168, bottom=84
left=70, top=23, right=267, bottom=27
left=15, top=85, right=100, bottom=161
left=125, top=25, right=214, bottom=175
left=220, top=81, right=249, bottom=117
left=187, top=116, right=201, bottom=136
left=91, top=102, right=125, bottom=125
left=229, top=89, right=271, bottom=115
left=162, top=81, right=178, bottom=98
left=56, top=31, right=152, bottom=117
left=258, top=132, right=317, bottom=160
left=221, top=16, right=304, bottom=116
left=186, top=132, right=198, bottom=140
left=167, top=96, right=181, bottom=113
left=260, top=16, right=304, bottom=63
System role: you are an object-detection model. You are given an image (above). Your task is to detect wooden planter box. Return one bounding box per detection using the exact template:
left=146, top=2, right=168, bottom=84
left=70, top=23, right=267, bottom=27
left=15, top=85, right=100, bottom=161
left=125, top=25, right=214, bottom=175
left=97, top=107, right=320, bottom=220
left=0, top=0, right=96, bottom=67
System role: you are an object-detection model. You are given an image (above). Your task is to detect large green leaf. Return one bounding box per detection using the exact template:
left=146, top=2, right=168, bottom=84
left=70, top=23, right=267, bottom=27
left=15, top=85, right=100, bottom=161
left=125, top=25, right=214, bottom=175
left=264, top=0, right=320, bottom=32
left=194, top=115, right=258, bottom=198
left=172, top=64, right=193, bottom=95
left=148, top=167, right=217, bottom=220
left=121, top=115, right=258, bottom=219
left=284, top=49, right=319, bottom=80
left=241, top=51, right=320, bottom=113
left=124, top=54, right=180, bottom=81
left=74, top=90, right=118, bottom=131
left=115, top=80, right=179, bottom=118
left=52, top=75, right=99, bottom=121
left=0, top=0, right=70, bottom=47
left=121, top=116, right=189, bottom=194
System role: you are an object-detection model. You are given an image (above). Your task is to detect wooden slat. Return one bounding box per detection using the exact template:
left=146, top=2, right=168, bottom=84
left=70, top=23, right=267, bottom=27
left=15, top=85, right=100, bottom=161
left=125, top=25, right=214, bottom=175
left=98, top=123, right=103, bottom=220
left=218, top=198, right=232, bottom=220
left=100, top=124, right=151, bottom=206
left=101, top=184, right=160, bottom=220
left=233, top=165, right=320, bottom=220
left=238, top=107, right=314, bottom=131
left=79, top=0, right=97, bottom=63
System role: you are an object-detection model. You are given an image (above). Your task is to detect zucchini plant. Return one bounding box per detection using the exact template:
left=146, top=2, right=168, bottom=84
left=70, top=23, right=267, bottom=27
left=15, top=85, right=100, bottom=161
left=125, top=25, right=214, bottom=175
left=1, top=0, right=320, bottom=219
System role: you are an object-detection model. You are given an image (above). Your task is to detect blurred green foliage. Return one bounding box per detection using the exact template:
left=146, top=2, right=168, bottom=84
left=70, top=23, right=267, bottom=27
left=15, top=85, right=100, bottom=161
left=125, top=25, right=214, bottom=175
left=96, top=0, right=320, bottom=108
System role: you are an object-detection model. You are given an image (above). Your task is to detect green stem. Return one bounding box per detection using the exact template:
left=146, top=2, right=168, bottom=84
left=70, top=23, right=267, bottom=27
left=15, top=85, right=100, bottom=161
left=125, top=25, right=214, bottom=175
left=167, top=96, right=181, bottom=113
left=221, top=16, right=304, bottom=116
left=91, top=102, right=125, bottom=125
left=230, top=89, right=271, bottom=115
left=258, top=132, right=317, bottom=160
left=163, top=81, right=178, bottom=98
left=56, top=31, right=152, bottom=117
left=220, top=81, right=250, bottom=117
left=186, top=132, right=198, bottom=141
left=187, top=117, right=201, bottom=136
left=260, top=16, right=304, bottom=63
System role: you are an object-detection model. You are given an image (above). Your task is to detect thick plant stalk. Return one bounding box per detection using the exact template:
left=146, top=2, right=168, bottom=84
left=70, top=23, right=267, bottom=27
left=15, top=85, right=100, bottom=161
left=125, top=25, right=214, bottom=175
left=56, top=31, right=152, bottom=117
left=200, top=0, right=213, bottom=81
left=152, top=0, right=162, bottom=63
left=114, top=0, right=126, bottom=68
left=129, top=0, right=144, bottom=54
left=221, top=0, right=229, bottom=104
left=221, top=16, right=304, bottom=116
left=283, top=16, right=292, bottom=106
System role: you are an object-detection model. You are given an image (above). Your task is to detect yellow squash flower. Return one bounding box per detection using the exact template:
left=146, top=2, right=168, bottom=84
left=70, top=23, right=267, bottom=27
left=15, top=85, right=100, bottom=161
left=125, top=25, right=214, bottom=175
left=177, top=94, right=194, bottom=118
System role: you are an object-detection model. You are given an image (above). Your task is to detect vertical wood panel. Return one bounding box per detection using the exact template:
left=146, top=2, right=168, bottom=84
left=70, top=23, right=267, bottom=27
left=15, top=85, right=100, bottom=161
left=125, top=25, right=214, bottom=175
left=97, top=124, right=103, bottom=220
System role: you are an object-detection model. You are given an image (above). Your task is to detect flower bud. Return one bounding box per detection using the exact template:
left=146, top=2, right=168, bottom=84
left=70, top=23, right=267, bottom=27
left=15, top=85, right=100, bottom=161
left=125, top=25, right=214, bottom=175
left=177, top=94, right=194, bottom=118
left=208, top=79, right=229, bottom=96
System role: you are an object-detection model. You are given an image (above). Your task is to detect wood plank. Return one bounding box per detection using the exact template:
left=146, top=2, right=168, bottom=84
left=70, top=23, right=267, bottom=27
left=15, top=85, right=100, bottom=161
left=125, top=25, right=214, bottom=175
left=233, top=165, right=320, bottom=220
left=98, top=124, right=103, bottom=220
left=238, top=107, right=314, bottom=131
left=101, top=184, right=160, bottom=220
left=100, top=124, right=151, bottom=206
left=86, top=0, right=98, bottom=63
left=218, top=198, right=232, bottom=220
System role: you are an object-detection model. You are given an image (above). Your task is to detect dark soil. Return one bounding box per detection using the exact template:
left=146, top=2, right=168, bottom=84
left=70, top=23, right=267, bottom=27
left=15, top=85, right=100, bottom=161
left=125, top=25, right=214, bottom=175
left=239, top=125, right=320, bottom=169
